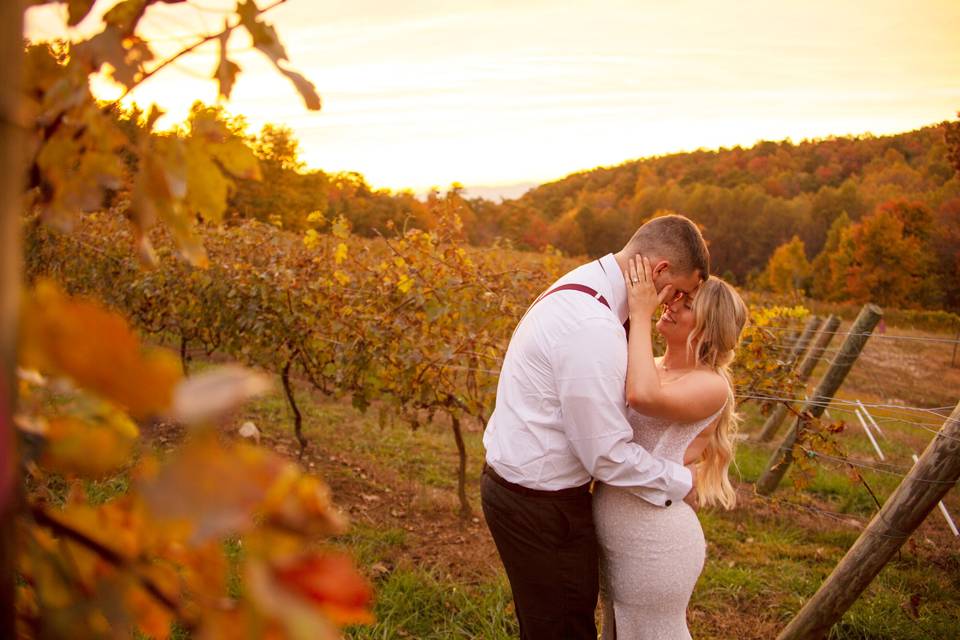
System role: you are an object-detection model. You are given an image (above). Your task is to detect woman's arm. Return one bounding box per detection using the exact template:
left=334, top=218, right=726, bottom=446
left=624, top=256, right=726, bottom=422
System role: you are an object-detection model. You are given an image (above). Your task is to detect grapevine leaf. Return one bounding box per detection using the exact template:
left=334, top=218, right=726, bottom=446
left=210, top=138, right=262, bottom=180
left=41, top=411, right=139, bottom=478
left=279, top=67, right=321, bottom=111
left=237, top=0, right=288, bottom=63
left=269, top=553, right=374, bottom=625
left=214, top=26, right=241, bottom=100
left=72, top=27, right=154, bottom=87
left=139, top=435, right=284, bottom=543
left=19, top=280, right=182, bottom=419
left=330, top=215, right=350, bottom=239
left=185, top=141, right=229, bottom=223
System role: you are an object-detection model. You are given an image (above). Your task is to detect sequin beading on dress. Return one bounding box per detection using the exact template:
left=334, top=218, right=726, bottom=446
left=593, top=406, right=722, bottom=640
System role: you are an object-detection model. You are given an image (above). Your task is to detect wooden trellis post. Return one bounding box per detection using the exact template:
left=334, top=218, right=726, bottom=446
left=757, top=305, right=882, bottom=495
left=757, top=315, right=841, bottom=442
left=786, top=314, right=823, bottom=367
left=776, top=401, right=960, bottom=639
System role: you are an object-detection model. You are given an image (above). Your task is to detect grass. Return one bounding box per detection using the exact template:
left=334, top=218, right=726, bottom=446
left=234, top=379, right=960, bottom=640
left=58, top=324, right=959, bottom=639
left=346, top=570, right=517, bottom=639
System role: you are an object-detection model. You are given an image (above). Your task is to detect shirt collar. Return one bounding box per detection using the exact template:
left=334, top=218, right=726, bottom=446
left=597, top=253, right=628, bottom=325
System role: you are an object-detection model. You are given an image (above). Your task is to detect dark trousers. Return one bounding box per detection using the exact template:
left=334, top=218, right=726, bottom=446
left=481, top=468, right=599, bottom=640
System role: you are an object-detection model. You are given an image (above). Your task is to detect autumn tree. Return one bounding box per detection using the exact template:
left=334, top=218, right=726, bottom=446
left=763, top=235, right=811, bottom=294
left=810, top=212, right=851, bottom=300
left=826, top=201, right=940, bottom=308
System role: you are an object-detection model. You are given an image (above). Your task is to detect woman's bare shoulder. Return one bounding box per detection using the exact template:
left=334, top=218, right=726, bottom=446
left=675, top=369, right=728, bottom=413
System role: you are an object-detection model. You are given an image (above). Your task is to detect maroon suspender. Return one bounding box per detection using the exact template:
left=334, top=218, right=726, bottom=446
left=517, top=260, right=615, bottom=326
left=516, top=283, right=612, bottom=330
left=531, top=283, right=610, bottom=310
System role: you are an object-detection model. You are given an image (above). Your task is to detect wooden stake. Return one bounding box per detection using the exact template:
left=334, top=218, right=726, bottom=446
left=787, top=315, right=823, bottom=367
left=757, top=305, right=882, bottom=495
left=911, top=454, right=958, bottom=537
left=757, top=315, right=841, bottom=442
left=776, top=401, right=960, bottom=639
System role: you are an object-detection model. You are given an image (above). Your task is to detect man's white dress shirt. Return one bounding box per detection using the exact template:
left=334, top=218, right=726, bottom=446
left=483, top=253, right=692, bottom=507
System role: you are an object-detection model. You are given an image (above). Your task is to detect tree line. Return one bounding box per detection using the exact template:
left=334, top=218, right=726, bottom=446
left=126, top=100, right=959, bottom=312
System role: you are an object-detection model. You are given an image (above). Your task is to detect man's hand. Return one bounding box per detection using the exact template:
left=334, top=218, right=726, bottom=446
left=683, top=463, right=698, bottom=510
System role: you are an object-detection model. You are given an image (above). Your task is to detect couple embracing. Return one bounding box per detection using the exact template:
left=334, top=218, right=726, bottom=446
left=482, top=215, right=747, bottom=640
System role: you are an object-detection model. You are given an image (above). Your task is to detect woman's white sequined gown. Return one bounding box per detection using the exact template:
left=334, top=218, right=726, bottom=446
left=593, top=407, right=721, bottom=640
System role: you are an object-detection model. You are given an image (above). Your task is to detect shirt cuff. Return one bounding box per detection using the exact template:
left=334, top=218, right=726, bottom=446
left=662, top=462, right=693, bottom=507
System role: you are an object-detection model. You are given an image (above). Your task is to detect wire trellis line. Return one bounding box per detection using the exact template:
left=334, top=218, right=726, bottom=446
left=761, top=324, right=960, bottom=346
left=795, top=446, right=958, bottom=485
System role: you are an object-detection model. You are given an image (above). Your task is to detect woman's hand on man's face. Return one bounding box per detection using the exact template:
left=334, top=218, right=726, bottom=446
left=625, top=255, right=676, bottom=320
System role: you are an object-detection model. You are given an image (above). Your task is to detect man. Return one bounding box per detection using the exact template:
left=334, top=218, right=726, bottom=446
left=482, top=214, right=710, bottom=639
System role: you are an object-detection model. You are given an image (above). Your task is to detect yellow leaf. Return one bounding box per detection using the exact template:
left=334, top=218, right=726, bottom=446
left=397, top=275, right=413, bottom=294
left=185, top=141, right=229, bottom=223
left=210, top=137, right=262, bottom=181
left=333, top=270, right=351, bottom=285
left=303, top=229, right=320, bottom=250
left=334, top=243, right=348, bottom=265
left=331, top=215, right=350, bottom=239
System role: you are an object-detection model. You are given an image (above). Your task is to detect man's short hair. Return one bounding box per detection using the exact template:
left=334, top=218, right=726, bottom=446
left=623, top=214, right=709, bottom=279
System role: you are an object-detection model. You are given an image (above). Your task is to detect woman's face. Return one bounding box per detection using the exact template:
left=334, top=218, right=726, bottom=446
left=656, top=292, right=697, bottom=342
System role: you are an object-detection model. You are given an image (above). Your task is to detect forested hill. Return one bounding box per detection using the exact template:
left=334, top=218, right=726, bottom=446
left=483, top=126, right=958, bottom=282
left=105, top=101, right=960, bottom=312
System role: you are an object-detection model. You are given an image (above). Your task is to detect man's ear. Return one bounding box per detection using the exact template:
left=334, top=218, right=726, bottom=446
left=652, top=260, right=670, bottom=276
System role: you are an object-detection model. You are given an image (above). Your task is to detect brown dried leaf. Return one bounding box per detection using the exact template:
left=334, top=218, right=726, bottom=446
left=214, top=26, right=241, bottom=100
left=280, top=67, right=321, bottom=112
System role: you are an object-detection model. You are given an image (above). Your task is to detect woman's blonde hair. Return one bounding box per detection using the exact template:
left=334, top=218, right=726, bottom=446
left=685, top=277, right=748, bottom=509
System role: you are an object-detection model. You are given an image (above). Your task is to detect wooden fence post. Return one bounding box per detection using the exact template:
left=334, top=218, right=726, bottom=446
left=786, top=314, right=822, bottom=367
left=757, top=315, right=841, bottom=442
left=776, top=401, right=960, bottom=640
left=756, top=305, right=882, bottom=495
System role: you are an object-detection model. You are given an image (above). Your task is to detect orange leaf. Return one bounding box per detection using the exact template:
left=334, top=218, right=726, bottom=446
left=19, top=280, right=181, bottom=418
left=272, top=553, right=374, bottom=625
left=41, top=412, right=138, bottom=478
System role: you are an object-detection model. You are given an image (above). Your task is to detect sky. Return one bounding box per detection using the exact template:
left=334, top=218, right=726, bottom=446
left=25, top=0, right=960, bottom=196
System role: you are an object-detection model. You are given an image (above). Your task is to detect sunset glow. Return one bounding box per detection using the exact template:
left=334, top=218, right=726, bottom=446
left=25, top=0, right=960, bottom=194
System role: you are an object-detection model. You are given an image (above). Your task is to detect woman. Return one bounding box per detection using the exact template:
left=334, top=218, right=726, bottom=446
left=594, top=255, right=748, bottom=640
